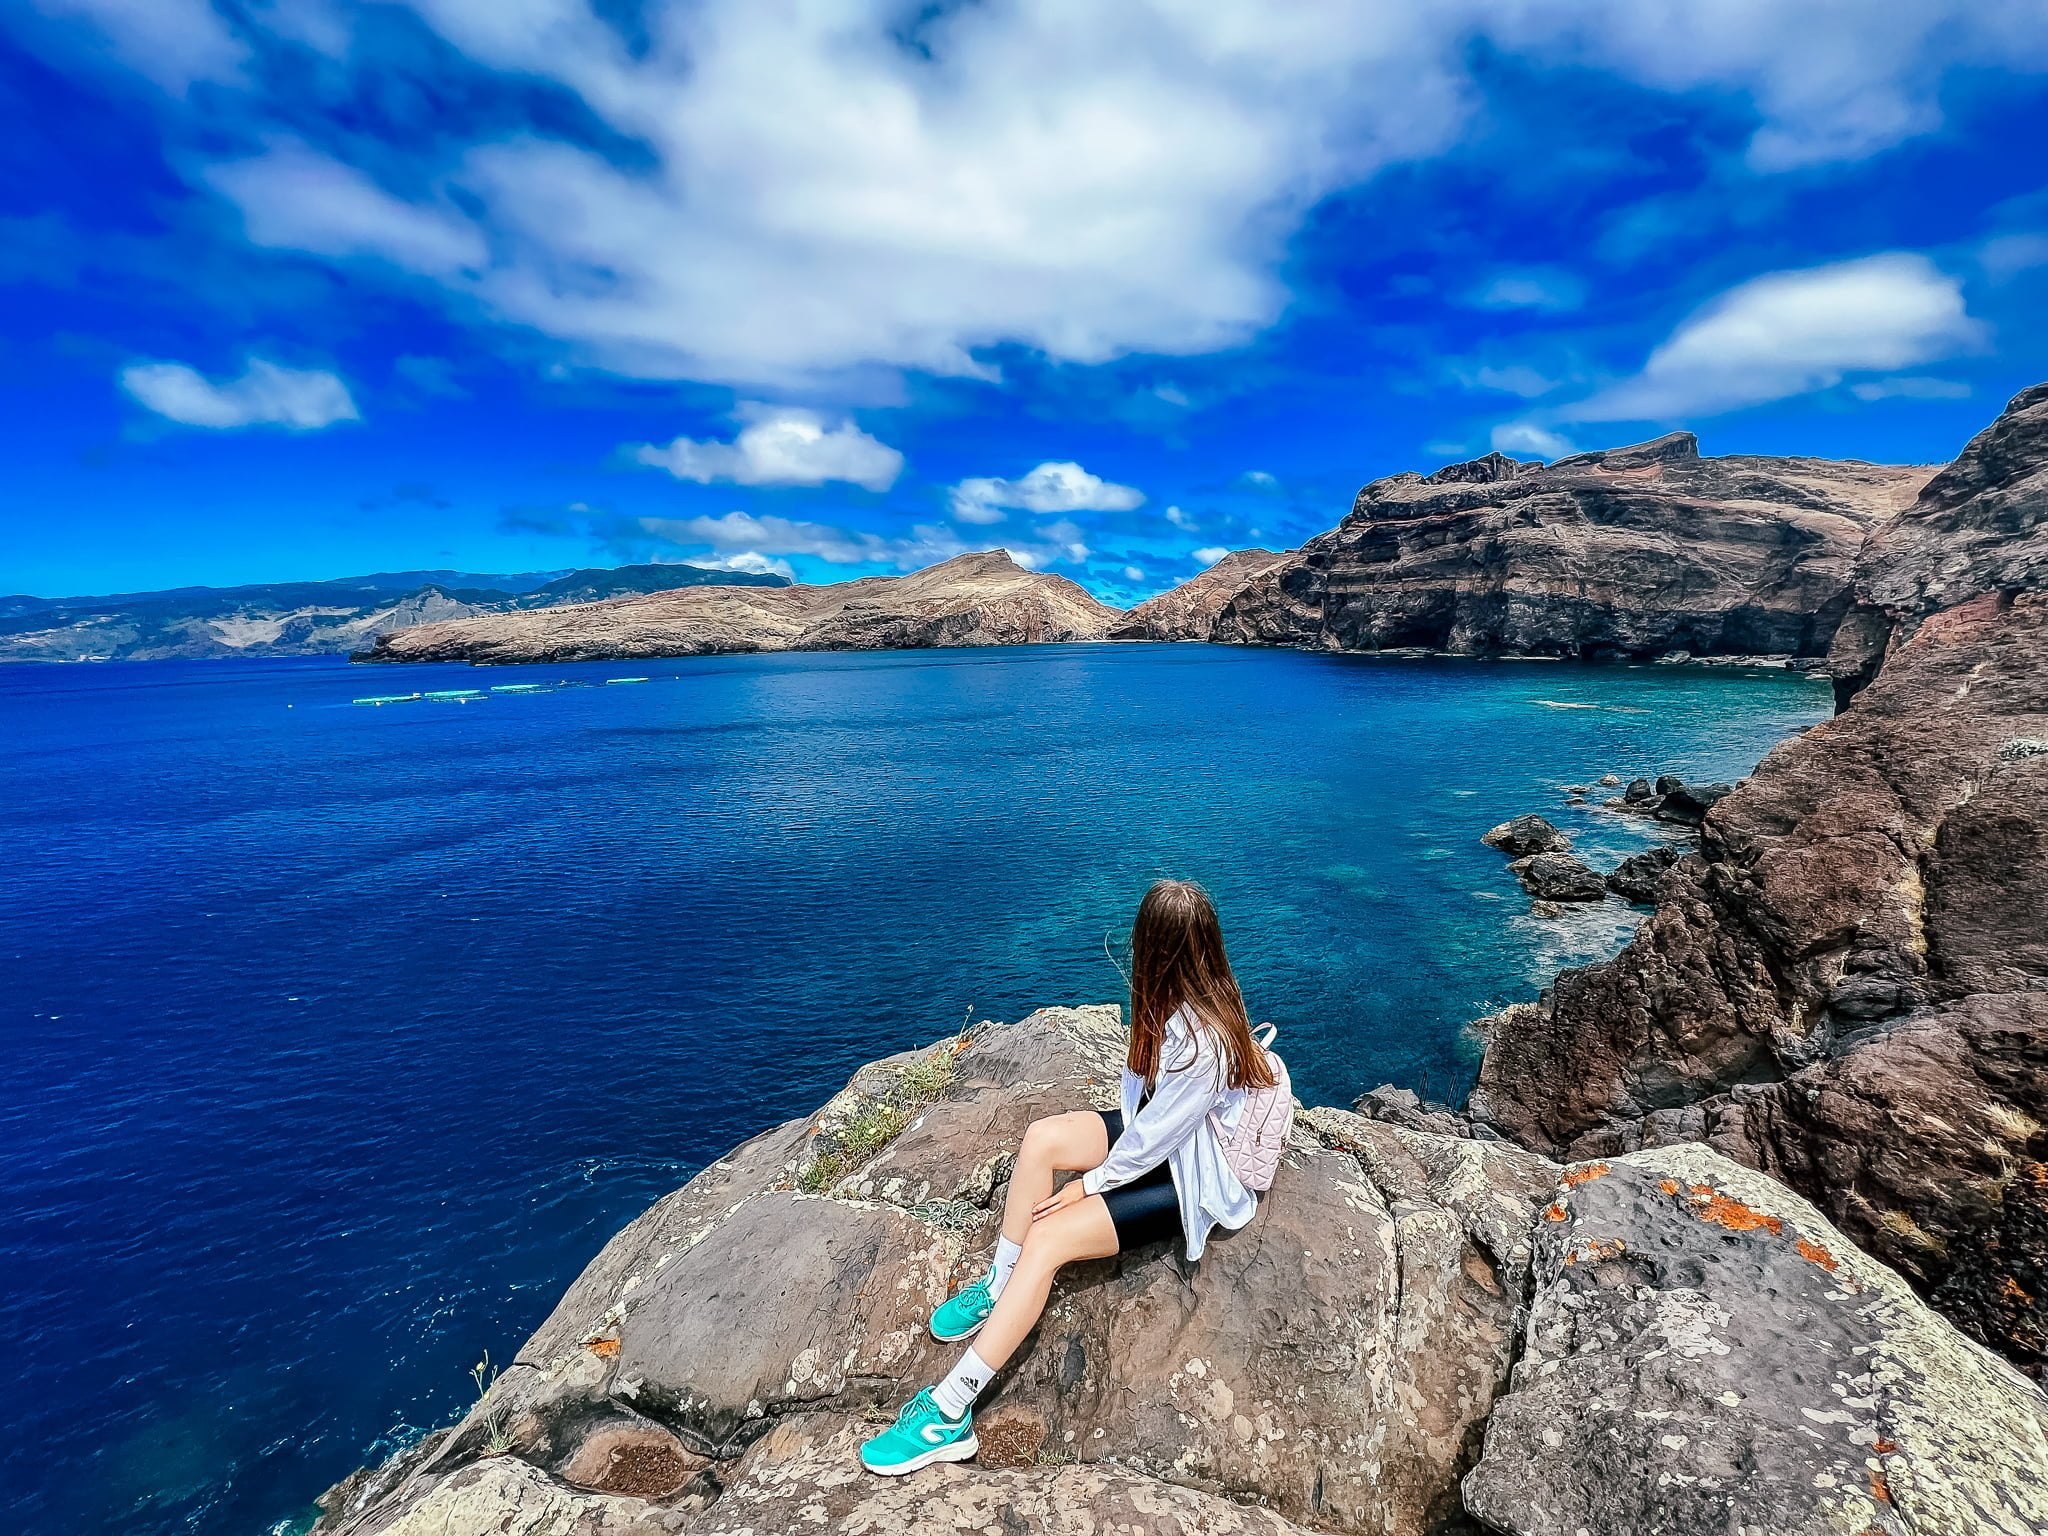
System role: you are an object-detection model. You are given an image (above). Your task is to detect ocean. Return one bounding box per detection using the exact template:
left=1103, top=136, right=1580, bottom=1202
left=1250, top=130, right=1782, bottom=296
left=1, top=643, right=1832, bottom=1536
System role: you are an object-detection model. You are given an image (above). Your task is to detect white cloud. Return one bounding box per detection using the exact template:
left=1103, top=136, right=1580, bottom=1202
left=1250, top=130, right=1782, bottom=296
left=1488, top=0, right=2048, bottom=170
left=949, top=461, right=1144, bottom=525
left=1464, top=363, right=1561, bottom=398
left=1490, top=422, right=1574, bottom=459
left=32, top=0, right=245, bottom=91
left=646, top=511, right=946, bottom=567
left=632, top=508, right=1090, bottom=576
left=688, top=551, right=798, bottom=581
left=1123, top=565, right=1145, bottom=582
left=1239, top=471, right=1279, bottom=489
left=1465, top=269, right=1584, bottom=312
left=1165, top=505, right=1196, bottom=530
left=119, top=357, right=360, bottom=429
left=207, top=142, right=486, bottom=276
left=47, top=1, right=2048, bottom=384
left=1192, top=546, right=1231, bottom=564
left=1563, top=253, right=1981, bottom=422
left=632, top=406, right=903, bottom=491
left=1847, top=375, right=1971, bottom=402
left=1980, top=232, right=2048, bottom=281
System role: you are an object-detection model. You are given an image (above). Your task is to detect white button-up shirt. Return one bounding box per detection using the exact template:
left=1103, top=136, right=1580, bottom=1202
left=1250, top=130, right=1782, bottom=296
left=1080, top=1005, right=1256, bottom=1260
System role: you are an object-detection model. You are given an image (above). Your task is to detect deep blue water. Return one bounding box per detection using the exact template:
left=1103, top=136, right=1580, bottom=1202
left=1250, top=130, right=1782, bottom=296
left=1, top=645, right=1832, bottom=1536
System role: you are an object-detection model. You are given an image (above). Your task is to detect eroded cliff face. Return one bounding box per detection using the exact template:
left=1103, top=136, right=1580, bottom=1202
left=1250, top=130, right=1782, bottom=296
left=1110, top=548, right=1295, bottom=641
left=310, top=1008, right=2048, bottom=1536
left=1471, top=384, right=2048, bottom=1374
left=1200, top=434, right=1930, bottom=658
left=358, top=551, right=1122, bottom=664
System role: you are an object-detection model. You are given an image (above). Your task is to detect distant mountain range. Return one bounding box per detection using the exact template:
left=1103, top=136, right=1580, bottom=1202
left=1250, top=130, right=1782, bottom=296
left=0, top=563, right=789, bottom=662
left=359, top=550, right=1119, bottom=664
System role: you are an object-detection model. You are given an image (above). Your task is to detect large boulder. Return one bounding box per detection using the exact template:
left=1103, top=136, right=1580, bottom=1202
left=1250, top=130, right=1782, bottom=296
left=1652, top=778, right=1736, bottom=825
left=1605, top=843, right=1681, bottom=904
left=314, top=1007, right=1561, bottom=1536
left=1480, top=814, right=1571, bottom=856
left=1506, top=852, right=1606, bottom=903
left=1210, top=436, right=1929, bottom=659
left=1465, top=1144, right=2048, bottom=1536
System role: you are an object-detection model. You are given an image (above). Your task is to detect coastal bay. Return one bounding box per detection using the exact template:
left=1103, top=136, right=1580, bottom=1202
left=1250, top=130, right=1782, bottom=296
left=1, top=645, right=1827, bottom=1536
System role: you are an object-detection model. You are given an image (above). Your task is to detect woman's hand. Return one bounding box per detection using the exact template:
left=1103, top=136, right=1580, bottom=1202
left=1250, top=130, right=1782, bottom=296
left=1032, top=1179, right=1088, bottom=1222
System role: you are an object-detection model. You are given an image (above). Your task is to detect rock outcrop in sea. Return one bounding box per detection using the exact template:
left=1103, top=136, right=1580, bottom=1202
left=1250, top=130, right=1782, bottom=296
left=1469, top=383, right=2048, bottom=1374
left=1169, top=435, right=1931, bottom=659
left=358, top=551, right=1121, bottom=665
left=310, top=1007, right=2048, bottom=1536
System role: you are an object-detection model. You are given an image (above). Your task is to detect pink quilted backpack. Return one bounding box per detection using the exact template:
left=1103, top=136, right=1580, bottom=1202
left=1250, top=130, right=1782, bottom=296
left=1210, top=1024, right=1293, bottom=1192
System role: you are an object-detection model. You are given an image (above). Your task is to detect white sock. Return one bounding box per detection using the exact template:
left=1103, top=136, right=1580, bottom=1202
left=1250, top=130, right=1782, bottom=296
left=930, top=1346, right=993, bottom=1420
left=985, top=1235, right=1023, bottom=1300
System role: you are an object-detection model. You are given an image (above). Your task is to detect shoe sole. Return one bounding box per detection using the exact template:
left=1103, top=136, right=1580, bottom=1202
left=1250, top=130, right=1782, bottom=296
left=928, top=1315, right=986, bottom=1343
left=863, top=1434, right=979, bottom=1476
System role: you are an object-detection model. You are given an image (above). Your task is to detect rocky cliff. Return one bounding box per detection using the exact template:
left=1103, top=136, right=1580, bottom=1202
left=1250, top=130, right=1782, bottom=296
left=311, top=1007, right=2048, bottom=1536
left=1191, top=435, right=1930, bottom=659
left=1111, top=549, right=1295, bottom=641
left=358, top=551, right=1122, bottom=664
left=1469, top=384, right=2048, bottom=1374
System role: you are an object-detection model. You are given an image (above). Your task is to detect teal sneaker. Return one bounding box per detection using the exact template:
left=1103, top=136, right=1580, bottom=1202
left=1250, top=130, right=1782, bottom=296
left=859, top=1389, right=977, bottom=1476
left=929, top=1276, right=995, bottom=1342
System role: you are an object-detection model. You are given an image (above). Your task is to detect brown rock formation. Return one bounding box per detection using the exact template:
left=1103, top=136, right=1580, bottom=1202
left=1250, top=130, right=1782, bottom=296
left=310, top=1009, right=2048, bottom=1536
left=1469, top=384, right=2048, bottom=1373
left=358, top=551, right=1122, bottom=665
left=1110, top=548, right=1294, bottom=640
left=1208, top=434, right=1931, bottom=659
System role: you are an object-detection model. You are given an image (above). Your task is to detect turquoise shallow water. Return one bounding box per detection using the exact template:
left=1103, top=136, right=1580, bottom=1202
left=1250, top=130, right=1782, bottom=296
left=0, top=643, right=1831, bottom=1535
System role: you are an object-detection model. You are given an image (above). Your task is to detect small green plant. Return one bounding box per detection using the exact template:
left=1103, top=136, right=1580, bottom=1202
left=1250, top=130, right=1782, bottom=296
left=800, top=1099, right=909, bottom=1192
left=894, top=1045, right=957, bottom=1105
left=469, top=1350, right=515, bottom=1456
left=799, top=1023, right=971, bottom=1193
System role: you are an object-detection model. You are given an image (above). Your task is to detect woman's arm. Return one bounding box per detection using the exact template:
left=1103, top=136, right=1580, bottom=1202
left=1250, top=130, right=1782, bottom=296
left=1079, top=1026, right=1220, bottom=1196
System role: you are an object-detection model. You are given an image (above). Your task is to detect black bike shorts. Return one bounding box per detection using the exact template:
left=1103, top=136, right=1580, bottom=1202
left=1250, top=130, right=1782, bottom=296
left=1092, top=1109, right=1185, bottom=1252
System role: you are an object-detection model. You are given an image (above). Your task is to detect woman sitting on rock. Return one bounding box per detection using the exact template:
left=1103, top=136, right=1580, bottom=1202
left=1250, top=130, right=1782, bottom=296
left=860, top=877, right=1285, bottom=1476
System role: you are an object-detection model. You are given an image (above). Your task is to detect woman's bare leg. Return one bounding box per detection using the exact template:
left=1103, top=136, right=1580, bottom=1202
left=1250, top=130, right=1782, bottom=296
left=999, top=1112, right=1109, bottom=1245
left=973, top=1195, right=1118, bottom=1370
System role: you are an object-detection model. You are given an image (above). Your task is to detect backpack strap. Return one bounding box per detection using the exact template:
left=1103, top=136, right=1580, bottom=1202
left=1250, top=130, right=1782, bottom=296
left=1253, top=1022, right=1278, bottom=1049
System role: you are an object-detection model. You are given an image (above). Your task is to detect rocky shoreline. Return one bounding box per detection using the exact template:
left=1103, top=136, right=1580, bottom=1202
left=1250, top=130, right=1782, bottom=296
left=1467, top=383, right=2048, bottom=1377
left=309, top=1006, right=2048, bottom=1536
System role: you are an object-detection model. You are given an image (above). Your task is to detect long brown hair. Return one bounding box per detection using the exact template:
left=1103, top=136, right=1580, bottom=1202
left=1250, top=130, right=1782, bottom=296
left=1126, top=879, right=1277, bottom=1090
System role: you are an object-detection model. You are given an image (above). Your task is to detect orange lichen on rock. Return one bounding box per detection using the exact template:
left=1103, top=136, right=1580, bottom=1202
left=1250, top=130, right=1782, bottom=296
left=1561, top=1162, right=1611, bottom=1188
left=1794, top=1237, right=1839, bottom=1271
left=1565, top=1237, right=1626, bottom=1266
left=1873, top=1438, right=1899, bottom=1455
left=1869, top=1467, right=1891, bottom=1503
left=587, top=1337, right=621, bottom=1358
left=1999, top=1276, right=2032, bottom=1302
left=1658, top=1178, right=1681, bottom=1196
left=1681, top=1186, right=1784, bottom=1235
left=1542, top=1202, right=1569, bottom=1222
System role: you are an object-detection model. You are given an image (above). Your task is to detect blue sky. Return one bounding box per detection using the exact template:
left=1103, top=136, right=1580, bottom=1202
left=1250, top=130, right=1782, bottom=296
left=5, top=1, right=2048, bottom=604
